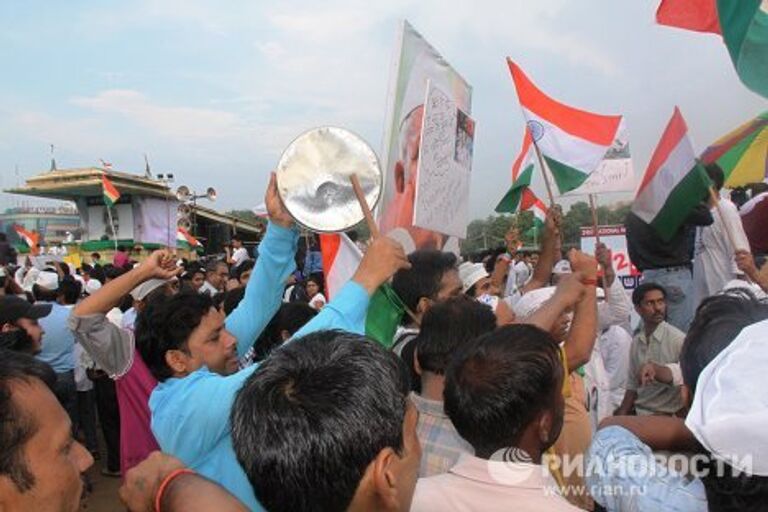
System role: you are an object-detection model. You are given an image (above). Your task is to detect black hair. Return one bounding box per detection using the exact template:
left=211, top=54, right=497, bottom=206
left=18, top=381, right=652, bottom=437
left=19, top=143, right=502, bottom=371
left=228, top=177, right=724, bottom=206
left=682, top=290, right=768, bottom=396
left=305, top=275, right=324, bottom=295
left=57, top=279, right=81, bottom=305
left=223, top=287, right=246, bottom=316
left=236, top=260, right=255, bottom=282
left=444, top=324, right=563, bottom=458
left=0, top=331, right=37, bottom=355
left=392, top=250, right=458, bottom=321
left=0, top=233, right=6, bottom=242
left=705, top=163, right=725, bottom=192
left=90, top=252, right=101, bottom=260
left=80, top=264, right=93, bottom=275
left=632, top=282, right=667, bottom=306
left=232, top=331, right=410, bottom=512
left=206, top=259, right=228, bottom=273
left=416, top=296, right=496, bottom=375
left=135, top=292, right=214, bottom=381
left=0, top=350, right=57, bottom=492
left=103, top=265, right=125, bottom=282
left=251, top=302, right=317, bottom=362
left=32, top=284, right=58, bottom=303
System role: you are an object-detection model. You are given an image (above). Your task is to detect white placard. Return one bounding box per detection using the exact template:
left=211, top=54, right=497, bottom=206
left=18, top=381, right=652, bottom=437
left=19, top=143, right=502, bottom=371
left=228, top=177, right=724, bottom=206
left=412, top=80, right=473, bottom=238
left=565, top=122, right=635, bottom=196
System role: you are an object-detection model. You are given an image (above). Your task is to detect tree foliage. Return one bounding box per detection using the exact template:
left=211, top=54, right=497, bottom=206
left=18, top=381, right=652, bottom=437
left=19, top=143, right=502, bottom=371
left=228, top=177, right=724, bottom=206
left=460, top=201, right=632, bottom=255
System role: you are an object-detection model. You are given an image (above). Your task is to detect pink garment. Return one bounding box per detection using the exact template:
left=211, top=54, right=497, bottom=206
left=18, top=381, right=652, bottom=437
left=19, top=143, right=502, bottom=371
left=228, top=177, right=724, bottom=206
left=113, top=251, right=130, bottom=269
left=116, top=349, right=159, bottom=476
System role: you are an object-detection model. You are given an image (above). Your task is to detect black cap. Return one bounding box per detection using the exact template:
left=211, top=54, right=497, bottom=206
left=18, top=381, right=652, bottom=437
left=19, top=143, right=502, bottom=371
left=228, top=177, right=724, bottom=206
left=0, top=296, right=52, bottom=325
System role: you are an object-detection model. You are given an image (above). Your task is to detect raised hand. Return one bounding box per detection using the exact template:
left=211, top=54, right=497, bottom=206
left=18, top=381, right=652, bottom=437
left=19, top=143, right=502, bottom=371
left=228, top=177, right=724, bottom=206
left=140, top=250, right=183, bottom=281
left=265, top=172, right=293, bottom=228
left=119, top=451, right=185, bottom=511
left=568, top=249, right=598, bottom=281
left=352, top=236, right=411, bottom=295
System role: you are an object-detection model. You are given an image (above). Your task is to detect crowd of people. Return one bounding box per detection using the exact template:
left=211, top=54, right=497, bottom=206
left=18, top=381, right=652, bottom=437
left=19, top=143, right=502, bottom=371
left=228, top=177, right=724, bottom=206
left=1, top=165, right=767, bottom=512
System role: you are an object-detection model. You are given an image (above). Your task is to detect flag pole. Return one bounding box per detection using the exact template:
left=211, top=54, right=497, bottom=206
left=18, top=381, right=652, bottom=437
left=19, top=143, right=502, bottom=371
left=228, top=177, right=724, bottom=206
left=105, top=204, right=118, bottom=251
left=531, top=140, right=557, bottom=207
left=588, top=194, right=601, bottom=244
left=349, top=174, right=419, bottom=326
left=708, top=187, right=738, bottom=251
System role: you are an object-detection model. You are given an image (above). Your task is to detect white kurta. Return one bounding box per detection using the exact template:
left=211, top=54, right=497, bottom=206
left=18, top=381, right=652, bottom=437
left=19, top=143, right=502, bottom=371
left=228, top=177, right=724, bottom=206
left=692, top=199, right=749, bottom=309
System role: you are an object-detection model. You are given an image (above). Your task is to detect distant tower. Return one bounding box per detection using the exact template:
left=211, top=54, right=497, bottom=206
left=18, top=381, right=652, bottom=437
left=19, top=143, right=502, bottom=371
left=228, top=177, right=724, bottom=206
left=144, top=153, right=152, bottom=178
left=49, top=144, right=57, bottom=172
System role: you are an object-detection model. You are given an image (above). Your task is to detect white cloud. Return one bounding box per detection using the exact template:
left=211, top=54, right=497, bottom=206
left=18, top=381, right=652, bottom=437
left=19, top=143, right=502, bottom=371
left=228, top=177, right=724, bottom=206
left=70, top=89, right=248, bottom=140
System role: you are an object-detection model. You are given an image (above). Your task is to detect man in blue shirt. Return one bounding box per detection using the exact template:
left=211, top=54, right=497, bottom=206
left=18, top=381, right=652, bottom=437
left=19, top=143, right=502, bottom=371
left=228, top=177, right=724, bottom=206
left=145, top=233, right=409, bottom=510
left=37, top=277, right=81, bottom=428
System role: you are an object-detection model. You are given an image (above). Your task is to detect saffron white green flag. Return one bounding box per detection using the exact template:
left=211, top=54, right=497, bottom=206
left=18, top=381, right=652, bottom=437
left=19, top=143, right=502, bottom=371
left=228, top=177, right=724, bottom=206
left=631, top=107, right=712, bottom=241
left=507, top=59, right=623, bottom=194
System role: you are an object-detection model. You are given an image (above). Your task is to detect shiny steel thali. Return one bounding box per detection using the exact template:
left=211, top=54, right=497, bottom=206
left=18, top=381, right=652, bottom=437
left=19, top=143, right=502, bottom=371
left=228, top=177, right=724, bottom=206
left=275, top=126, right=382, bottom=233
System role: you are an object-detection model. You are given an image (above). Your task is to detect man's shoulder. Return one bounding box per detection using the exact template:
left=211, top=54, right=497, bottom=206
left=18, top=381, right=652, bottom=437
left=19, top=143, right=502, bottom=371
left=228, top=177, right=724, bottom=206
left=660, top=321, right=685, bottom=343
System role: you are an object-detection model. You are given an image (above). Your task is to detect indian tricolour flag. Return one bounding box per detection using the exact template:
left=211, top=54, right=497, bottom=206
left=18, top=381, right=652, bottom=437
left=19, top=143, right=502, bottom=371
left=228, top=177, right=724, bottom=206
left=631, top=107, right=712, bottom=241
left=507, top=59, right=623, bottom=194
left=320, top=233, right=406, bottom=348
left=657, top=0, right=768, bottom=99
left=177, top=227, right=202, bottom=248
left=13, top=225, right=38, bottom=249
left=495, top=128, right=535, bottom=213
left=319, top=233, right=363, bottom=300
left=521, top=189, right=548, bottom=230
left=102, top=175, right=121, bottom=207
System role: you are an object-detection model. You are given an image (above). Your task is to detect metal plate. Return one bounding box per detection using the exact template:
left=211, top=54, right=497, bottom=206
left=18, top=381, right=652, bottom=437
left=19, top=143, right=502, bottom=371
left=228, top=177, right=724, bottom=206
left=276, top=126, right=382, bottom=233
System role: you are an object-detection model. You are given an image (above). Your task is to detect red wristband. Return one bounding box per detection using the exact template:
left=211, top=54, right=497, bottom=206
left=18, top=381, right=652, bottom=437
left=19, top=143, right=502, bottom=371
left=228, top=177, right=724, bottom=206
left=155, top=468, right=196, bottom=512
left=581, top=278, right=598, bottom=286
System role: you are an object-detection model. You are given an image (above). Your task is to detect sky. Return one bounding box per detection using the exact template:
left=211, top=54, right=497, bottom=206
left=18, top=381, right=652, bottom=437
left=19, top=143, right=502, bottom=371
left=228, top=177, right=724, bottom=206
left=0, top=1, right=764, bottom=219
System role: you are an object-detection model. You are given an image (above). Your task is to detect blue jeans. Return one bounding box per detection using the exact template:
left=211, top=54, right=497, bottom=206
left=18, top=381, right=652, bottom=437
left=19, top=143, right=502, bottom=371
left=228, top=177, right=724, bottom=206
left=642, top=267, right=693, bottom=332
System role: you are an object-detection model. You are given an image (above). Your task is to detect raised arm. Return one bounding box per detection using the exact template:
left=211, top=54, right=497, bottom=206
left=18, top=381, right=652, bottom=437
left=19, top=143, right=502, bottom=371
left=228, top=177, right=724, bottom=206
left=523, top=272, right=585, bottom=333
left=561, top=250, right=598, bottom=371
left=73, top=250, right=181, bottom=317
left=224, top=173, right=299, bottom=357
left=120, top=452, right=248, bottom=512
left=522, top=207, right=561, bottom=294
left=69, top=250, right=181, bottom=377
left=595, top=243, right=631, bottom=329
left=292, top=236, right=410, bottom=339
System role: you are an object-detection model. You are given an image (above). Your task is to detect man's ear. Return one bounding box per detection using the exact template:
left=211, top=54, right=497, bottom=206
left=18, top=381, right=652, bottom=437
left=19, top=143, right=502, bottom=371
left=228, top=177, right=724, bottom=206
left=371, top=447, right=401, bottom=511
left=1, top=323, right=14, bottom=333
left=164, top=349, right=189, bottom=375
left=537, top=410, right=553, bottom=445
left=416, top=297, right=431, bottom=317
left=413, top=348, right=422, bottom=376
left=395, top=161, right=405, bottom=194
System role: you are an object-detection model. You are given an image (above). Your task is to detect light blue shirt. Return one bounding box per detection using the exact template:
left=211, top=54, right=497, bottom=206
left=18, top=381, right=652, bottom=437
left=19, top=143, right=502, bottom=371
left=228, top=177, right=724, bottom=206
left=150, top=220, right=370, bottom=510
left=37, top=302, right=76, bottom=372
left=586, top=426, right=707, bottom=512
left=226, top=222, right=298, bottom=357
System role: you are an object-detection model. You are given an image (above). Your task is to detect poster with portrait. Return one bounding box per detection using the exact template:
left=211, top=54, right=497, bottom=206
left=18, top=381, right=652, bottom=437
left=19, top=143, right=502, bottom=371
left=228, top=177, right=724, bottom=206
left=378, top=20, right=472, bottom=253
left=412, top=81, right=474, bottom=238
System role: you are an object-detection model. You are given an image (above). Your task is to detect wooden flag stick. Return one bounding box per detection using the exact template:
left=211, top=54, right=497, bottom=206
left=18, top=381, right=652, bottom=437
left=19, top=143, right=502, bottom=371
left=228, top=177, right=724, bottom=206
left=349, top=174, right=420, bottom=326
left=588, top=194, right=601, bottom=244
left=708, top=187, right=738, bottom=251
left=349, top=174, right=380, bottom=239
